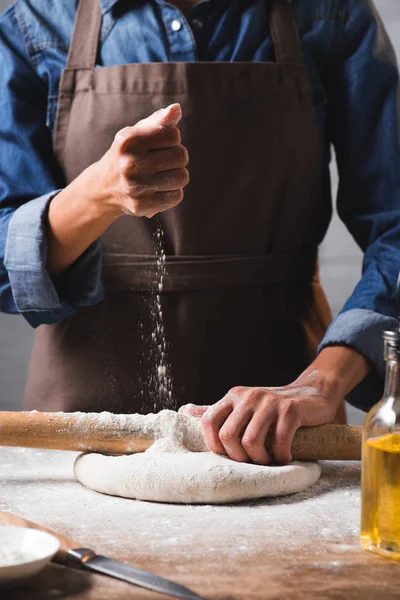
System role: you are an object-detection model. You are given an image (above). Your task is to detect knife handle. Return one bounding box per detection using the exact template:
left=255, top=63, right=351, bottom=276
left=0, top=510, right=78, bottom=565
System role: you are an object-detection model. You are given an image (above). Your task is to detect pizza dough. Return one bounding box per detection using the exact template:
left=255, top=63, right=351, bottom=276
left=74, top=410, right=321, bottom=504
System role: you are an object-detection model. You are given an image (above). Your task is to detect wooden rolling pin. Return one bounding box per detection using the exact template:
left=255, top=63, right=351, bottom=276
left=0, top=410, right=361, bottom=460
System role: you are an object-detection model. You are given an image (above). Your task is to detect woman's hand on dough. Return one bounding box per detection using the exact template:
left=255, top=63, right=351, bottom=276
left=92, top=103, right=189, bottom=219
left=180, top=347, right=370, bottom=466
left=183, top=371, right=342, bottom=466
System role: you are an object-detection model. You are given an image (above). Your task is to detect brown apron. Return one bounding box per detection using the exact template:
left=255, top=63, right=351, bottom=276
left=25, top=0, right=342, bottom=419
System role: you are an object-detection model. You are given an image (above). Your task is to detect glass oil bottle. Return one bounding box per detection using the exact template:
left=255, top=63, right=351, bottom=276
left=361, top=329, right=400, bottom=560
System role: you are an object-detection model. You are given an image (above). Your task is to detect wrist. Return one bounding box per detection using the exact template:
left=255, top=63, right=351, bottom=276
left=78, top=162, right=122, bottom=224
left=297, top=345, right=371, bottom=403
left=46, top=162, right=121, bottom=275
left=294, top=368, right=343, bottom=407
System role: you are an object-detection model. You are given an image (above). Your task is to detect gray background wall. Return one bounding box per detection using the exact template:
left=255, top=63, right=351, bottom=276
left=0, top=0, right=398, bottom=423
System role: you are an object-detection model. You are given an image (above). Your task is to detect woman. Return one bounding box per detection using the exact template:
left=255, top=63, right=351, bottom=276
left=0, top=0, right=399, bottom=465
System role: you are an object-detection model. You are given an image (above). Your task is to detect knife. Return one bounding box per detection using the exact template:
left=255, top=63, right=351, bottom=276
left=0, top=511, right=204, bottom=600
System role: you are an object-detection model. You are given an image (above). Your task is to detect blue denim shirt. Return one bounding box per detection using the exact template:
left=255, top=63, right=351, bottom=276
left=0, top=0, right=399, bottom=410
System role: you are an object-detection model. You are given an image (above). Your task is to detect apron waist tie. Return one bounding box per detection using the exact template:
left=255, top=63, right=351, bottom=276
left=102, top=252, right=318, bottom=292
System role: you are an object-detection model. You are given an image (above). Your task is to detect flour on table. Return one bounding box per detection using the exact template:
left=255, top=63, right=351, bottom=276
left=74, top=410, right=321, bottom=504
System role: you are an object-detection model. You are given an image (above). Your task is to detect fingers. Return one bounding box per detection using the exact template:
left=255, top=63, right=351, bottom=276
left=149, top=168, right=190, bottom=192
left=116, top=104, right=182, bottom=154
left=143, top=145, right=189, bottom=173
left=200, top=387, right=300, bottom=466
left=140, top=103, right=182, bottom=128
left=271, top=406, right=300, bottom=465
left=152, top=189, right=184, bottom=205
left=121, top=167, right=188, bottom=199
left=117, top=124, right=181, bottom=153
left=138, top=190, right=184, bottom=218
left=218, top=407, right=253, bottom=462
left=241, top=413, right=274, bottom=465
left=201, top=401, right=234, bottom=456
left=191, top=380, right=329, bottom=466
left=117, top=163, right=188, bottom=216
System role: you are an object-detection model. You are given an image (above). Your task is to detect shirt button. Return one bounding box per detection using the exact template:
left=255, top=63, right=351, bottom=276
left=192, top=19, right=203, bottom=29
left=171, top=19, right=182, bottom=32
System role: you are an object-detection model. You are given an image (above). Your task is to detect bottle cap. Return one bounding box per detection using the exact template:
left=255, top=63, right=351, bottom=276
left=384, top=329, right=400, bottom=359
left=384, top=330, right=400, bottom=345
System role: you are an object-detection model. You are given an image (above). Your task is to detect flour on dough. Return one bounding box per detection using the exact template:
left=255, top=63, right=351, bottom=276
left=74, top=410, right=321, bottom=504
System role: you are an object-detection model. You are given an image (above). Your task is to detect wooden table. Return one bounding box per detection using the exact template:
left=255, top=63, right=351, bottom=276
left=0, top=447, right=399, bottom=599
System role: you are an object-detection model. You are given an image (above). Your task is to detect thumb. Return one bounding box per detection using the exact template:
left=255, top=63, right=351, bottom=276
left=178, top=404, right=209, bottom=419
left=145, top=103, right=182, bottom=128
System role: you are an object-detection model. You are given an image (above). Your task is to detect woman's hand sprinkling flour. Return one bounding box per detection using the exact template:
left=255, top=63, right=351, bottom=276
left=180, top=346, right=371, bottom=465
left=94, top=103, right=189, bottom=219
left=46, top=103, right=188, bottom=274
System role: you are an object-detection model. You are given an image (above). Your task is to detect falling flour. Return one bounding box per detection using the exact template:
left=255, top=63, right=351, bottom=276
left=73, top=409, right=321, bottom=504
left=147, top=218, right=175, bottom=411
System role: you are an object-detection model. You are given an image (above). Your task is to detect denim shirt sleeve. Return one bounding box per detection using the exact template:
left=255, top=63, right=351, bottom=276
left=318, top=0, right=400, bottom=411
left=0, top=6, right=103, bottom=328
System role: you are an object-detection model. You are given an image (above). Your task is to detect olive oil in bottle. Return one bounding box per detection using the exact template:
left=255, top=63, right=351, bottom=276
left=361, top=331, right=400, bottom=560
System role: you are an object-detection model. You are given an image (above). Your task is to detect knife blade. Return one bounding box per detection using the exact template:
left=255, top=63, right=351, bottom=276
left=67, top=548, right=205, bottom=600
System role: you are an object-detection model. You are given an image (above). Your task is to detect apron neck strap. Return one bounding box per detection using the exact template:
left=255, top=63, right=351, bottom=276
left=66, top=0, right=101, bottom=69
left=66, top=0, right=303, bottom=70
left=269, top=0, right=304, bottom=64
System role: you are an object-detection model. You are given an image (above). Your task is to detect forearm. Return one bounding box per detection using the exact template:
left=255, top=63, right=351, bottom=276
left=297, top=346, right=371, bottom=405
left=46, top=163, right=119, bottom=275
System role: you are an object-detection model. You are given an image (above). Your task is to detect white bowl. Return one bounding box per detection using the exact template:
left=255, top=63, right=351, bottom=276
left=0, top=526, right=60, bottom=588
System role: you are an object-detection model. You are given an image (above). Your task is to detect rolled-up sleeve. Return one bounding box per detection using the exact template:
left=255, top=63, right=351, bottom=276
left=319, top=309, right=398, bottom=411
left=0, top=7, right=103, bottom=328
left=4, top=192, right=103, bottom=327
left=318, top=0, right=400, bottom=411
